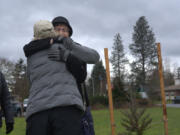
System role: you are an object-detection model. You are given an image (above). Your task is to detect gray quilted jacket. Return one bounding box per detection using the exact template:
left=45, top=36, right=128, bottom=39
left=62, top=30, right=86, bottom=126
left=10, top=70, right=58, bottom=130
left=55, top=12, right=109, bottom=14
left=25, top=40, right=99, bottom=119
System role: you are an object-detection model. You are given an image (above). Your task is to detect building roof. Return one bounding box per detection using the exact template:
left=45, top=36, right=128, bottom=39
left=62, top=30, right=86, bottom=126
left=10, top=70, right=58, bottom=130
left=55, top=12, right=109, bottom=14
left=165, top=85, right=180, bottom=91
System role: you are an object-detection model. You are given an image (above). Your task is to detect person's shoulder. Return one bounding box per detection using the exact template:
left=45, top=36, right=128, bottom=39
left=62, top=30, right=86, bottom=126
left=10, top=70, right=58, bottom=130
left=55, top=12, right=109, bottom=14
left=74, top=42, right=82, bottom=46
left=23, top=38, right=52, bottom=57
left=24, top=38, right=51, bottom=48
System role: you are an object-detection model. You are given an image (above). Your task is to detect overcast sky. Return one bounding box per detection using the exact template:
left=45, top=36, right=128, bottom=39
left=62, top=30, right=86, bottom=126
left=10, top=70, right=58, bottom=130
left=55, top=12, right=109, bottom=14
left=0, top=0, right=179, bottom=74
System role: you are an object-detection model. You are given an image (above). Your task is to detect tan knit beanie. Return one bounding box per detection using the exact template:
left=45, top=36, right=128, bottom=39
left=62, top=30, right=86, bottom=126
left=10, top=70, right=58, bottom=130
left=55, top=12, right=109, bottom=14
left=33, top=20, right=57, bottom=40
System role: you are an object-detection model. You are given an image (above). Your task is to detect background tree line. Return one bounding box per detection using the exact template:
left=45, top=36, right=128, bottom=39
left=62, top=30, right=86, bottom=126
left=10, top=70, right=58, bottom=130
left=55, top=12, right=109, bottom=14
left=0, top=58, right=29, bottom=102
left=86, top=16, right=177, bottom=107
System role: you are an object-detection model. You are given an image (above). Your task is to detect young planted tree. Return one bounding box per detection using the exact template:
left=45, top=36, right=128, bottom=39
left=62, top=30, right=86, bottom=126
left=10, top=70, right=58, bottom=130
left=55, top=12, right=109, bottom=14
left=121, top=95, right=152, bottom=135
left=110, top=33, right=128, bottom=105
left=129, top=16, right=158, bottom=92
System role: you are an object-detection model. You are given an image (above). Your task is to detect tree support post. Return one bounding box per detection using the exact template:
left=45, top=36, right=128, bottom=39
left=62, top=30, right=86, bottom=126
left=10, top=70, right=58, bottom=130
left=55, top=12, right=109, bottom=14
left=157, top=43, right=168, bottom=135
left=104, top=48, right=116, bottom=135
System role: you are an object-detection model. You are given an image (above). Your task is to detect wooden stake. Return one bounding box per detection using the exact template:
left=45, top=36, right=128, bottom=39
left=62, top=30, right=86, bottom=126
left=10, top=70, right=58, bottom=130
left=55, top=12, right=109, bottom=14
left=104, top=48, right=116, bottom=135
left=157, top=43, right=168, bottom=135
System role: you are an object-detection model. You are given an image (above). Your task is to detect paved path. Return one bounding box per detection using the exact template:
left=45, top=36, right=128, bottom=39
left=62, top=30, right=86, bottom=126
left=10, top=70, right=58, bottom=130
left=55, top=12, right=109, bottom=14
left=166, top=104, right=180, bottom=108
left=157, top=104, right=180, bottom=108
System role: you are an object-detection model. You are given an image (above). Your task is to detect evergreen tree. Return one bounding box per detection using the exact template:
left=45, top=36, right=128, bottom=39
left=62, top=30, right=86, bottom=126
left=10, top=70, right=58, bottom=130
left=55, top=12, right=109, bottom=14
left=110, top=33, right=128, bottom=105
left=129, top=16, right=158, bottom=90
left=121, top=104, right=152, bottom=135
left=91, top=61, right=106, bottom=96
left=146, top=68, right=160, bottom=100
left=110, top=33, right=128, bottom=81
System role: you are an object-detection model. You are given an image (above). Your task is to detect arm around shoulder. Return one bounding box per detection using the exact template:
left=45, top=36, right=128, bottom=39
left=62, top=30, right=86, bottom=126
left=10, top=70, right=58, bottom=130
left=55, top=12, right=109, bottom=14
left=71, top=42, right=100, bottom=64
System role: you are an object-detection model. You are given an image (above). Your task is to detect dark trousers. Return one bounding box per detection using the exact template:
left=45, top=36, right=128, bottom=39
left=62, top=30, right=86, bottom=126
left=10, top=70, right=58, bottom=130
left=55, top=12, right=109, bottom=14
left=26, top=106, right=84, bottom=135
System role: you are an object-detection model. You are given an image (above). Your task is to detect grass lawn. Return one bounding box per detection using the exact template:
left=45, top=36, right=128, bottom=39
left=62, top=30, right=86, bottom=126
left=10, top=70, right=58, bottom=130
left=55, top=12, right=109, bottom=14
left=0, top=107, right=180, bottom=135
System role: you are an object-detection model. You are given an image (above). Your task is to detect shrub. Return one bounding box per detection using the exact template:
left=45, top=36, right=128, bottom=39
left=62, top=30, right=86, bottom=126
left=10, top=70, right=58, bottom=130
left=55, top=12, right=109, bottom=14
left=89, top=95, right=108, bottom=106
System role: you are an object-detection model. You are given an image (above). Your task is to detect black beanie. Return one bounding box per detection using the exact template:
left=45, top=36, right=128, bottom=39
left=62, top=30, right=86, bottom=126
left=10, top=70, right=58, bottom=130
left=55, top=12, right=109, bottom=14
left=52, top=16, right=73, bottom=37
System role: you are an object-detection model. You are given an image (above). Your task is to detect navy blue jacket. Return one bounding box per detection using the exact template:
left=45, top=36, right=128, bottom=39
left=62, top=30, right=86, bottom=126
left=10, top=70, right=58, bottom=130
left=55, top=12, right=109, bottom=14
left=0, top=72, right=14, bottom=127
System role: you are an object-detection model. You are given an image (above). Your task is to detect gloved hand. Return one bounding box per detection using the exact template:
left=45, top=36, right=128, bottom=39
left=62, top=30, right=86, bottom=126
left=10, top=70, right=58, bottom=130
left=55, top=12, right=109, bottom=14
left=62, top=37, right=74, bottom=50
left=53, top=36, right=64, bottom=44
left=48, top=45, right=70, bottom=62
left=53, top=37, right=74, bottom=50
left=6, top=122, right=14, bottom=134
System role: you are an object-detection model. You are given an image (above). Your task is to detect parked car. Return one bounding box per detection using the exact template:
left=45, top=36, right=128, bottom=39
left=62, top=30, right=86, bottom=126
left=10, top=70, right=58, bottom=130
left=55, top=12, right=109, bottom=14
left=11, top=101, right=22, bottom=117
left=23, top=98, right=28, bottom=112
left=173, top=96, right=180, bottom=104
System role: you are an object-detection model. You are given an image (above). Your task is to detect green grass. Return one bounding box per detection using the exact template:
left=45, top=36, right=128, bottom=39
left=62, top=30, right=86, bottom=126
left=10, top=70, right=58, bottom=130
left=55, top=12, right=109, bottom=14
left=93, top=107, right=180, bottom=135
left=0, top=117, right=26, bottom=135
left=0, top=107, right=180, bottom=135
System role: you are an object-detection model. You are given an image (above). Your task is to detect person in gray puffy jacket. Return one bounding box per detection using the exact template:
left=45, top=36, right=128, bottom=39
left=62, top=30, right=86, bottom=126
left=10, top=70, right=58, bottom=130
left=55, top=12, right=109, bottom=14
left=24, top=18, right=99, bottom=135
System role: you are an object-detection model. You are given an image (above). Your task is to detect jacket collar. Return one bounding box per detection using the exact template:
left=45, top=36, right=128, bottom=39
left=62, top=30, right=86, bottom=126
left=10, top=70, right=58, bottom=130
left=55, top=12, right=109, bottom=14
left=23, top=38, right=51, bottom=57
